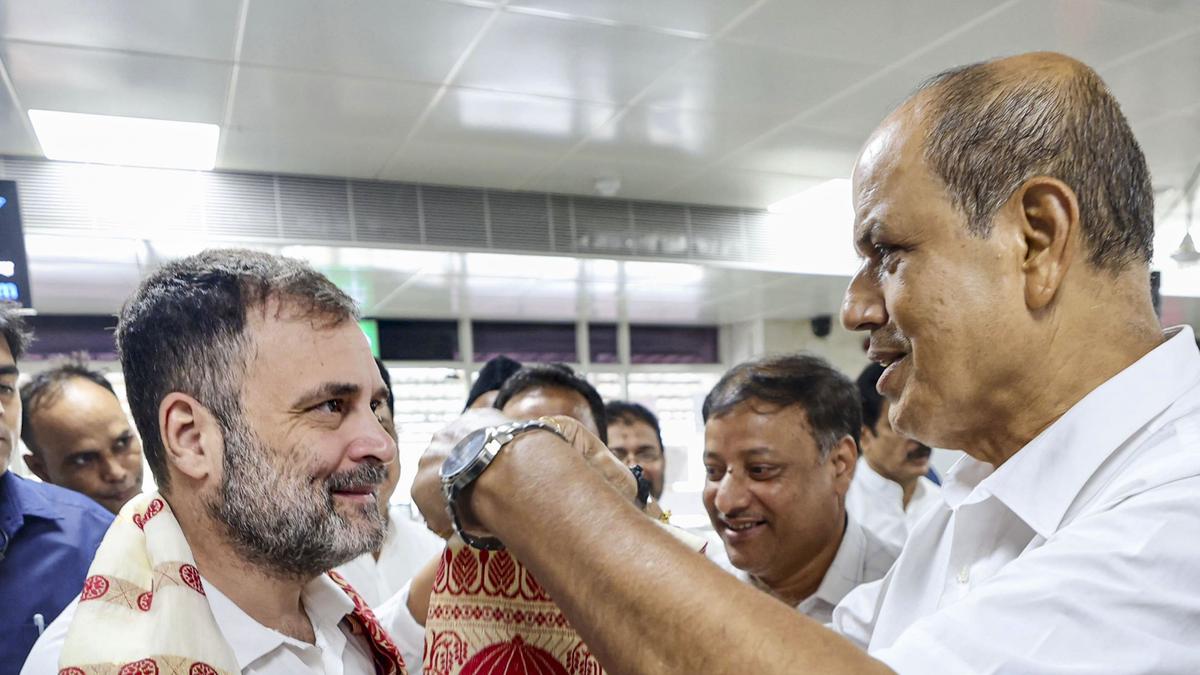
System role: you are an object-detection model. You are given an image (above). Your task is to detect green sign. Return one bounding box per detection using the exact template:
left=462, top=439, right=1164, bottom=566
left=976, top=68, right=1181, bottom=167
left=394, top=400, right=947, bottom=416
left=359, top=319, right=380, bottom=358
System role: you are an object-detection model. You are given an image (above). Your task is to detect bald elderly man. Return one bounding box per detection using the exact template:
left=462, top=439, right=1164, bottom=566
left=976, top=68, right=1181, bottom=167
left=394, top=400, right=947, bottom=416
left=412, top=53, right=1200, bottom=674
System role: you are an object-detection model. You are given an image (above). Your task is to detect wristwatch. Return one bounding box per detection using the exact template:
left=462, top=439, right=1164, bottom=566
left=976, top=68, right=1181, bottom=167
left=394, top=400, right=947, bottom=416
left=440, top=419, right=565, bottom=550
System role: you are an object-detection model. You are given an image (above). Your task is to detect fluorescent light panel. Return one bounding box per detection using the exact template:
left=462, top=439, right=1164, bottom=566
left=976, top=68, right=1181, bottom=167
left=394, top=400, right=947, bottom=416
left=29, top=110, right=219, bottom=170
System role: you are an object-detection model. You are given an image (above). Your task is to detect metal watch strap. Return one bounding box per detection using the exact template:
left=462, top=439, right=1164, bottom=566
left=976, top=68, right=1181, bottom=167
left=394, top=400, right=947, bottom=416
left=446, top=419, right=564, bottom=550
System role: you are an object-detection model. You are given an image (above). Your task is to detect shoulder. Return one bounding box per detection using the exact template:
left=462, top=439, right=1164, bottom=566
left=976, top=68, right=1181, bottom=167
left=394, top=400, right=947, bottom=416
left=9, top=476, right=113, bottom=551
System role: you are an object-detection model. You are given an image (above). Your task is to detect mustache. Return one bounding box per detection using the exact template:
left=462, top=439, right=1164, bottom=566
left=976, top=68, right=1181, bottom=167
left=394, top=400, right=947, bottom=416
left=325, top=461, right=387, bottom=492
left=906, top=445, right=932, bottom=460
left=870, top=325, right=911, bottom=354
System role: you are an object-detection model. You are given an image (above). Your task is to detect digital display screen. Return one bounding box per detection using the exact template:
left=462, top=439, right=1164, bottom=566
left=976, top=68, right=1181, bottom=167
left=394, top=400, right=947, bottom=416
left=0, top=181, right=33, bottom=309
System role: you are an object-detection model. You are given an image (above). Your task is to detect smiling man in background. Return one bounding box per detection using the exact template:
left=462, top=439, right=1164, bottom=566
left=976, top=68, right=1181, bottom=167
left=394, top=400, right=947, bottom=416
left=845, top=363, right=941, bottom=549
left=21, top=363, right=144, bottom=514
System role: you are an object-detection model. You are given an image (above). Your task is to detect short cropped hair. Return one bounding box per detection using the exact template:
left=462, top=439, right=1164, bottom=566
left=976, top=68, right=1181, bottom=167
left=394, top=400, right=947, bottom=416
left=374, top=357, right=394, bottom=413
left=702, top=353, right=861, bottom=459
left=493, top=363, right=607, bottom=443
left=0, top=304, right=31, bottom=361
left=855, top=363, right=887, bottom=433
left=117, top=249, right=358, bottom=492
left=918, top=58, right=1153, bottom=272
left=605, top=400, right=664, bottom=452
left=21, top=362, right=118, bottom=457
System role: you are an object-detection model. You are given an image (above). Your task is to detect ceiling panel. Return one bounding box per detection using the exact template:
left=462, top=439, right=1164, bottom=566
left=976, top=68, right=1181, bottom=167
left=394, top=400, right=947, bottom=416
left=241, top=0, right=494, bottom=83
left=504, top=0, right=759, bottom=36
left=453, top=10, right=699, bottom=104
left=413, top=87, right=619, bottom=153
left=904, top=0, right=1199, bottom=76
left=722, top=0, right=999, bottom=67
left=0, top=0, right=241, bottom=60
left=2, top=42, right=229, bottom=123
left=575, top=103, right=794, bottom=164
left=1101, top=33, right=1200, bottom=121
left=222, top=65, right=439, bottom=177
left=0, top=92, right=38, bottom=156
left=723, top=122, right=862, bottom=178
left=795, top=67, right=929, bottom=138
left=638, top=42, right=878, bottom=115
left=1133, top=111, right=1200, bottom=190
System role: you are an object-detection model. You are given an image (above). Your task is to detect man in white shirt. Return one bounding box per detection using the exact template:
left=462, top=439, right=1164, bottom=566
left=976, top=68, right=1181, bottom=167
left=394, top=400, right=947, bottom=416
left=336, top=359, right=444, bottom=608
left=409, top=52, right=1200, bottom=674
left=24, top=250, right=406, bottom=674
left=846, top=363, right=941, bottom=549
left=702, top=354, right=898, bottom=622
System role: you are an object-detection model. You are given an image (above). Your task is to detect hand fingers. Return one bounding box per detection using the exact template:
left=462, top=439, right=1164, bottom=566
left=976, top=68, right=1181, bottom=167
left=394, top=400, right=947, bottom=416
left=540, top=415, right=638, bottom=503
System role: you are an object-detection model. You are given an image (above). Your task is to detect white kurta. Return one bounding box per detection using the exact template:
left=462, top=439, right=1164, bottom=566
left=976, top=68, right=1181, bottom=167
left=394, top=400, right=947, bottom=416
left=832, top=326, right=1200, bottom=674
left=846, top=457, right=942, bottom=550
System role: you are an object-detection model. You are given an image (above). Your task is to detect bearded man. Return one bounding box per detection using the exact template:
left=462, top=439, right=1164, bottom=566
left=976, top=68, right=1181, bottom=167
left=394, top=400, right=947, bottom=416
left=23, top=250, right=408, bottom=674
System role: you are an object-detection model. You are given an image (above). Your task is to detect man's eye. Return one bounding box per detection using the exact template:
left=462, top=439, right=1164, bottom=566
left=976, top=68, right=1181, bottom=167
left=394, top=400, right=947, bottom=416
left=704, top=465, right=724, bottom=481
left=70, top=453, right=98, bottom=467
left=314, top=399, right=344, bottom=414
left=748, top=465, right=779, bottom=479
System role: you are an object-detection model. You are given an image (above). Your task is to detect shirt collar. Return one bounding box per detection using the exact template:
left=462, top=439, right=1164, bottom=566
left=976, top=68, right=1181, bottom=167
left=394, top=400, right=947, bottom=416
left=206, top=572, right=357, bottom=670
left=807, top=515, right=872, bottom=608
left=854, top=457, right=904, bottom=501
left=0, top=471, right=64, bottom=535
left=943, top=325, right=1200, bottom=538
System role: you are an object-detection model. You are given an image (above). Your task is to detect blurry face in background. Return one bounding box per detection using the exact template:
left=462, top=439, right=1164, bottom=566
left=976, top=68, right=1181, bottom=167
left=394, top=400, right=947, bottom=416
left=702, top=401, right=853, bottom=586
left=607, top=420, right=665, bottom=500
left=25, top=377, right=144, bottom=514
left=501, top=385, right=599, bottom=437
left=0, top=340, right=17, bottom=476
left=376, top=401, right=400, bottom=521
left=861, top=399, right=931, bottom=487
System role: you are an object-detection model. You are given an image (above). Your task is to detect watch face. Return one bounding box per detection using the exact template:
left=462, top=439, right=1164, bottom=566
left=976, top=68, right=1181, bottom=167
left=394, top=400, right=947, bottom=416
left=441, top=426, right=490, bottom=480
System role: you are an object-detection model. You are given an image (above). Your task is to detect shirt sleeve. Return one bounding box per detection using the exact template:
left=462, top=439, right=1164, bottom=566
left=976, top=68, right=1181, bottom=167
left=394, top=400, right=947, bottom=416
left=830, top=576, right=887, bottom=649
left=873, top=477, right=1200, bottom=675
left=376, top=580, right=426, bottom=675
left=20, top=595, right=77, bottom=675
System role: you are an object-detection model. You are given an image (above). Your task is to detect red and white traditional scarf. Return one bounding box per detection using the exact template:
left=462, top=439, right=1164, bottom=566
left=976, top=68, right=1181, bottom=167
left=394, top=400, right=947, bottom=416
left=423, top=525, right=706, bottom=675
left=57, top=492, right=407, bottom=675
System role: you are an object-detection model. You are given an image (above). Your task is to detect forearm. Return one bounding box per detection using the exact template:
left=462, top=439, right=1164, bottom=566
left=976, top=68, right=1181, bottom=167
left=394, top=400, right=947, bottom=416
left=471, top=434, right=891, bottom=675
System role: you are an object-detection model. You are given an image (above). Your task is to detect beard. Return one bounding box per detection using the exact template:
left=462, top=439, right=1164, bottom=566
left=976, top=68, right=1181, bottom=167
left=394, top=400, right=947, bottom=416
left=205, top=418, right=387, bottom=580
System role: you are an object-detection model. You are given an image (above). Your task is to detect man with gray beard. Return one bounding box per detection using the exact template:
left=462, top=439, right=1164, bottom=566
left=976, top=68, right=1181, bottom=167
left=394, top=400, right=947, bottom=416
left=23, top=250, right=410, bottom=674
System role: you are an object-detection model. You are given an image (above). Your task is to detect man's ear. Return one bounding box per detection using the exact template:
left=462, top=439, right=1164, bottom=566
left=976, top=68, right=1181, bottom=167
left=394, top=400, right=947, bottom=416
left=23, top=451, right=50, bottom=483
left=1014, top=176, right=1079, bottom=311
left=158, top=392, right=223, bottom=483
left=830, top=435, right=858, bottom=495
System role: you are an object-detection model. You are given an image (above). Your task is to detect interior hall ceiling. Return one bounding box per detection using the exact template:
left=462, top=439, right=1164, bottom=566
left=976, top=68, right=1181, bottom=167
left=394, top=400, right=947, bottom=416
left=1, top=0, right=1199, bottom=210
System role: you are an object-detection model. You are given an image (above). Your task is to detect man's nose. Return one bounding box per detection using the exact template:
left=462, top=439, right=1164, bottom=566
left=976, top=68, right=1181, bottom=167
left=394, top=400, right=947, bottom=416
left=713, top=471, right=751, bottom=516
left=622, top=455, right=639, bottom=470
left=100, top=455, right=129, bottom=483
left=841, top=266, right=888, bottom=332
left=348, top=410, right=397, bottom=465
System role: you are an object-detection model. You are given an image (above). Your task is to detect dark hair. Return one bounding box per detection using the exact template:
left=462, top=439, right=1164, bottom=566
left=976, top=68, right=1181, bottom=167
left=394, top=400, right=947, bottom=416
left=917, top=57, right=1153, bottom=272
left=374, top=357, right=394, bottom=413
left=856, top=363, right=886, bottom=433
left=702, top=353, right=861, bottom=459
left=0, top=304, right=31, bottom=361
left=117, top=249, right=358, bottom=492
left=493, top=363, right=607, bottom=443
left=465, top=355, right=523, bottom=410
left=605, top=400, right=664, bottom=453
left=20, top=362, right=117, bottom=457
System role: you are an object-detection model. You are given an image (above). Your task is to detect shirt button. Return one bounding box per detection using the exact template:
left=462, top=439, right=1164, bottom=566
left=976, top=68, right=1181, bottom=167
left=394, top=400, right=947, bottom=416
left=956, top=566, right=970, bottom=584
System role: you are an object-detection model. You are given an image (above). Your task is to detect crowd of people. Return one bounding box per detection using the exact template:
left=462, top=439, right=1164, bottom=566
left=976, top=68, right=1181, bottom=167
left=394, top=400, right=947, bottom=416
left=2, top=51, right=1198, bottom=674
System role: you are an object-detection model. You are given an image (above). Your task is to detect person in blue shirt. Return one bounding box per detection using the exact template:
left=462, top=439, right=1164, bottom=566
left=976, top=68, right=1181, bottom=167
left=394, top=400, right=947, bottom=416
left=0, top=306, right=113, bottom=674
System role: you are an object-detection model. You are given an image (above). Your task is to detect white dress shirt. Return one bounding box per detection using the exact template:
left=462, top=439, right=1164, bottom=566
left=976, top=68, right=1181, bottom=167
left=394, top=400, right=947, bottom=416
left=742, top=515, right=898, bottom=624
left=846, top=457, right=942, bottom=550
left=22, top=574, right=380, bottom=674
left=335, top=504, right=445, bottom=607
left=832, top=326, right=1200, bottom=674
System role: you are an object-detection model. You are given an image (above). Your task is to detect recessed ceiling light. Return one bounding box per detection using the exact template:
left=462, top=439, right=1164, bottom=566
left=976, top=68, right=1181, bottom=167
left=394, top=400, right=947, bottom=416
left=28, top=110, right=219, bottom=170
